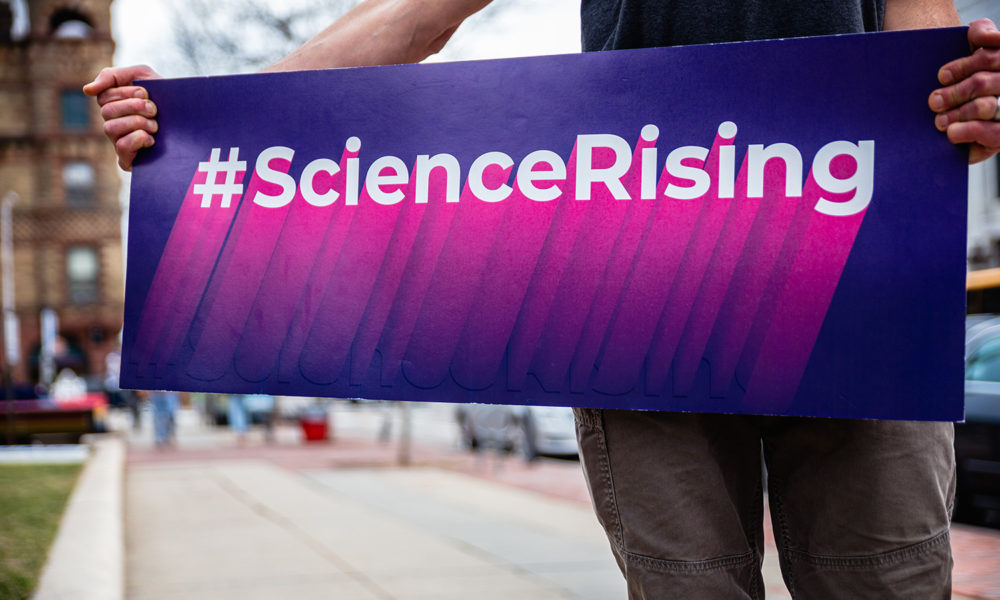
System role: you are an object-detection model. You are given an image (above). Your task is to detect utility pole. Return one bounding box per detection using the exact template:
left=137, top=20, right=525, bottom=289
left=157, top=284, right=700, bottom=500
left=397, top=402, right=412, bottom=466
left=2, top=191, right=19, bottom=445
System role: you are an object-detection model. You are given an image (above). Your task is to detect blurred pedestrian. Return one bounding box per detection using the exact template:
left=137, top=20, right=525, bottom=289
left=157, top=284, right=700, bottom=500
left=228, top=394, right=249, bottom=444
left=104, top=347, right=140, bottom=430
left=150, top=390, right=178, bottom=448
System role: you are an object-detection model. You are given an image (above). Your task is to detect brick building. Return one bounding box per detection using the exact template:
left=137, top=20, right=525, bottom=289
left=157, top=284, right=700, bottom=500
left=0, top=0, right=123, bottom=386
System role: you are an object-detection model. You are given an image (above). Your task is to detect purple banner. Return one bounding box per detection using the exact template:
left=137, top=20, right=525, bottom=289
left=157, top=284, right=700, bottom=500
left=123, top=28, right=969, bottom=420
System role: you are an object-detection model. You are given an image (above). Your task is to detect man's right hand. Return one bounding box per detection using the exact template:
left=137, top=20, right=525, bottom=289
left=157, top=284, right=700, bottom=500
left=83, top=65, right=162, bottom=171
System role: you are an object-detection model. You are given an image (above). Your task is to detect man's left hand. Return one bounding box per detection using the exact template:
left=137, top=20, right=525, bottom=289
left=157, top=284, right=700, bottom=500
left=929, top=18, right=1000, bottom=164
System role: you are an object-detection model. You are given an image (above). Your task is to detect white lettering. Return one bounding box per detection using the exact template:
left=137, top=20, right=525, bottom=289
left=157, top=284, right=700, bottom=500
left=470, top=151, right=514, bottom=203
left=576, top=134, right=632, bottom=200
left=717, top=122, right=739, bottom=200
left=253, top=146, right=296, bottom=208
left=366, top=156, right=408, bottom=206
left=812, top=140, right=875, bottom=217
left=222, top=123, right=875, bottom=215
left=415, top=153, right=460, bottom=204
left=516, top=150, right=565, bottom=202
left=345, top=137, right=361, bottom=206
left=640, top=124, right=660, bottom=200
left=664, top=146, right=710, bottom=200
left=300, top=158, right=340, bottom=207
left=748, top=143, right=803, bottom=198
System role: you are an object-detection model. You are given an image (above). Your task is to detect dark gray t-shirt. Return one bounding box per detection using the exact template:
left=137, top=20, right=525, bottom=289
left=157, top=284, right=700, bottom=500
left=581, top=0, right=886, bottom=51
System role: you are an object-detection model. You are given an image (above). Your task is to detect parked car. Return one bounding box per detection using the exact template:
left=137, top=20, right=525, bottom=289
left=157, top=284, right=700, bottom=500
left=956, top=315, right=1000, bottom=526
left=455, top=403, right=577, bottom=461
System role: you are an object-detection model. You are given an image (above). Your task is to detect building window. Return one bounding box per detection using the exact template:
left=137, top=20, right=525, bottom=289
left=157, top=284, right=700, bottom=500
left=66, top=246, right=99, bottom=305
left=60, top=90, right=89, bottom=131
left=53, top=20, right=93, bottom=40
left=50, top=10, right=94, bottom=40
left=63, top=162, right=95, bottom=206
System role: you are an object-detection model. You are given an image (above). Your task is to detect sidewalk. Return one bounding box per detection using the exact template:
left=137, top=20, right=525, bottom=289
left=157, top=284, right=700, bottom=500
left=122, top=405, right=1000, bottom=599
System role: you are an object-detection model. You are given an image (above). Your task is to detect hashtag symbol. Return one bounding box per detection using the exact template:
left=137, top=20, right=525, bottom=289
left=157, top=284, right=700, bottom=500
left=193, top=147, right=247, bottom=208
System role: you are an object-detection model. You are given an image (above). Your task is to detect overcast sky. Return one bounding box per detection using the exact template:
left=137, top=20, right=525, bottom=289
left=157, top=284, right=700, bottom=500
left=3, top=0, right=994, bottom=72
left=110, top=0, right=582, bottom=76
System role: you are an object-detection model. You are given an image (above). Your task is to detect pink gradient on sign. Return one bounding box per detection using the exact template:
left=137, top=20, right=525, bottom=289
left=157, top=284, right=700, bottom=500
left=703, top=173, right=818, bottom=398
left=734, top=174, right=826, bottom=394
left=232, top=147, right=358, bottom=382
left=740, top=173, right=867, bottom=411
left=450, top=152, right=569, bottom=391
left=376, top=186, right=462, bottom=386
left=402, top=166, right=514, bottom=389
left=568, top=136, right=658, bottom=393
left=182, top=166, right=258, bottom=355
left=273, top=198, right=357, bottom=384
left=643, top=134, right=744, bottom=397
left=593, top=135, right=729, bottom=396
left=529, top=144, right=640, bottom=393
left=296, top=161, right=416, bottom=384
left=133, top=127, right=870, bottom=414
left=134, top=168, right=243, bottom=376
left=186, top=158, right=297, bottom=381
left=348, top=193, right=430, bottom=386
left=670, top=155, right=757, bottom=397
left=505, top=145, right=586, bottom=391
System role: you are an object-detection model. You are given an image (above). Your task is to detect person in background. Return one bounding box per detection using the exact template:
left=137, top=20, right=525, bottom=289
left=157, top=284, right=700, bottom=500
left=149, top=390, right=178, bottom=448
left=228, top=394, right=249, bottom=444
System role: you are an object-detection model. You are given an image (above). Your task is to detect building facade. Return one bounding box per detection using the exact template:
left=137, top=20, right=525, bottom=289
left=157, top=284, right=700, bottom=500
left=957, top=0, right=1000, bottom=312
left=0, top=0, right=123, bottom=385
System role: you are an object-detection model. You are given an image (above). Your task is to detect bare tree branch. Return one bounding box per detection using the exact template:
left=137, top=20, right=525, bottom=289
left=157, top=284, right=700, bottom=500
left=157, top=0, right=528, bottom=77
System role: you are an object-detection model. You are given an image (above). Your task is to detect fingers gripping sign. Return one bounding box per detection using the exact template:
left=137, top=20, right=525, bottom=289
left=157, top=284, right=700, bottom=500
left=82, top=65, right=163, bottom=171
left=929, top=19, right=1000, bottom=164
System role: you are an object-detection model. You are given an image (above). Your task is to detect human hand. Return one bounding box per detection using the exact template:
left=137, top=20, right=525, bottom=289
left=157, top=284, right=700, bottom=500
left=82, top=65, right=162, bottom=171
left=929, top=19, right=1000, bottom=164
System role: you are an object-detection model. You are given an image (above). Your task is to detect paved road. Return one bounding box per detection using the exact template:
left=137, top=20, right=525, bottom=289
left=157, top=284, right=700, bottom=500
left=127, top=460, right=625, bottom=600
left=119, top=403, right=998, bottom=599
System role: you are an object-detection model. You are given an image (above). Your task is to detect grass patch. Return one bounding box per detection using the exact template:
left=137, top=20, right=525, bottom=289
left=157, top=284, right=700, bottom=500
left=0, top=464, right=82, bottom=600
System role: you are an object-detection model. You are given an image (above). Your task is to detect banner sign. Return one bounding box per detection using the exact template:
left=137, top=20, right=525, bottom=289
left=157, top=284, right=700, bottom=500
left=124, top=28, right=969, bottom=420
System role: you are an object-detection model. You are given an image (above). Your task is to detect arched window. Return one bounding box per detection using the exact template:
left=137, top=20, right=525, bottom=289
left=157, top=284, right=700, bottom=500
left=53, top=19, right=92, bottom=39
left=50, top=10, right=93, bottom=39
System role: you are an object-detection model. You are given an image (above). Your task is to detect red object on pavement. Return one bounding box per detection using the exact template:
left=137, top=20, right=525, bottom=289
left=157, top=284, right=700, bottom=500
left=299, top=415, right=329, bottom=442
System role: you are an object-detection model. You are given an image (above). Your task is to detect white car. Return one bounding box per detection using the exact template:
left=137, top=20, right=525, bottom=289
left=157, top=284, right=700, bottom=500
left=455, top=403, right=578, bottom=461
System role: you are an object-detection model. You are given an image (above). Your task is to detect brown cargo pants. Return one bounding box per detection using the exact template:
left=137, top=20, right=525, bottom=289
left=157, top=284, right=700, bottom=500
left=574, top=409, right=955, bottom=599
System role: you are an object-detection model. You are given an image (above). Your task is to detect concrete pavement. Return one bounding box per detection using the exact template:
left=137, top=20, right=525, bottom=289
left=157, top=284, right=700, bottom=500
left=34, top=436, right=124, bottom=600
left=127, top=460, right=623, bottom=599
left=120, top=404, right=999, bottom=599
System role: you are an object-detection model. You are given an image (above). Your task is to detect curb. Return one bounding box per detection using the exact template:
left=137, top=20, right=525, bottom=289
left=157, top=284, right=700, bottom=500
left=0, top=445, right=88, bottom=465
left=33, top=435, right=124, bottom=600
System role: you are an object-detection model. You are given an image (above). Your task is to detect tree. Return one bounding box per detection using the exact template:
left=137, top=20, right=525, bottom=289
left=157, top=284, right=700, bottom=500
left=160, top=0, right=541, bottom=77
left=166, top=0, right=358, bottom=76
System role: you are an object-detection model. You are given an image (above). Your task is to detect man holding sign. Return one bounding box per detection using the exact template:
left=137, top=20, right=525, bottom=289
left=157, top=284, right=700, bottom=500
left=85, top=1, right=1000, bottom=598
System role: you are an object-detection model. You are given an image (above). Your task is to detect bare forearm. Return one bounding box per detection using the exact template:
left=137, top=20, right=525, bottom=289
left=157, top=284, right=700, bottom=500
left=264, top=0, right=492, bottom=72
left=883, top=0, right=959, bottom=31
